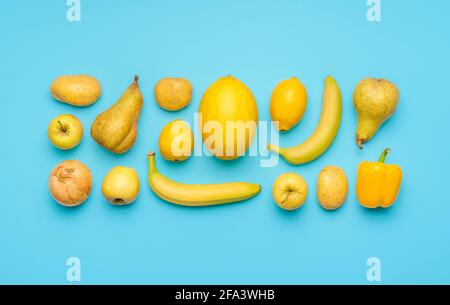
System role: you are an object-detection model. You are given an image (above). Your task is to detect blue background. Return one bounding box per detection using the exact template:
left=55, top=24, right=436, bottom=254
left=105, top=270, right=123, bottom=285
left=1, top=0, right=449, bottom=284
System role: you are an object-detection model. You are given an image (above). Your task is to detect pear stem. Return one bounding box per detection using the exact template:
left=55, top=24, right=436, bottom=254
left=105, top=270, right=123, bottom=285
left=133, top=75, right=139, bottom=84
left=57, top=121, right=67, bottom=133
left=378, top=148, right=391, bottom=163
left=356, top=139, right=363, bottom=150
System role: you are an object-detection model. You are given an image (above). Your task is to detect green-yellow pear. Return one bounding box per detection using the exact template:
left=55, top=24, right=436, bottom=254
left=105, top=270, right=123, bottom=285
left=353, top=78, right=399, bottom=149
left=91, top=76, right=143, bottom=153
left=102, top=166, right=140, bottom=205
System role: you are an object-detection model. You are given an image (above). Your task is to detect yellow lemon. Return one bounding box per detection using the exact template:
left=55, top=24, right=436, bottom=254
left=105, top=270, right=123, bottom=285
left=159, top=119, right=194, bottom=162
left=270, top=77, right=307, bottom=131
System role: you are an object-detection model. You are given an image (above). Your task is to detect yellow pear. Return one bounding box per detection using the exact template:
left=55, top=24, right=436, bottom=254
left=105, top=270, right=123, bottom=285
left=102, top=166, right=140, bottom=205
left=159, top=119, right=194, bottom=162
left=353, top=78, right=399, bottom=149
left=91, top=76, right=143, bottom=153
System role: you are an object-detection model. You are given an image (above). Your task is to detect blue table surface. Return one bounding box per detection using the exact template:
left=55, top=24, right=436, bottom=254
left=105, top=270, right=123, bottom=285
left=1, top=0, right=450, bottom=284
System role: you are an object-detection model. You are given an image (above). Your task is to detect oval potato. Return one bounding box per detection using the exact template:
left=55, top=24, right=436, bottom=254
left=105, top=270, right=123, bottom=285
left=50, top=75, right=101, bottom=106
left=317, top=166, right=348, bottom=210
left=154, top=77, right=192, bottom=111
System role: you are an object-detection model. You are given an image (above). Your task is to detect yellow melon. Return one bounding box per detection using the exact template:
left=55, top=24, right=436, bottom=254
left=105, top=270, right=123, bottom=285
left=199, top=76, right=258, bottom=160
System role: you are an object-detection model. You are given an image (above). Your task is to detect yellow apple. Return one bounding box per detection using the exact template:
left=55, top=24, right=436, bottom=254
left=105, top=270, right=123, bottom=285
left=102, top=166, right=140, bottom=205
left=48, top=114, right=83, bottom=150
left=272, top=173, right=308, bottom=210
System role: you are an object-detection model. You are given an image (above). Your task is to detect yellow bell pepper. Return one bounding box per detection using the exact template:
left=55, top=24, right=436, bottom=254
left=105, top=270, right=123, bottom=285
left=356, top=148, right=402, bottom=208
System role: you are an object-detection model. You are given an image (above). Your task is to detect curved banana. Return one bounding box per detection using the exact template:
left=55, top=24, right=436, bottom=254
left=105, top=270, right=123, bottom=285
left=268, top=76, right=342, bottom=165
left=147, top=152, right=261, bottom=206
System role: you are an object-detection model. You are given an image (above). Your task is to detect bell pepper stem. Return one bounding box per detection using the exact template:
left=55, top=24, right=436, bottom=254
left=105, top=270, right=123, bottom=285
left=378, top=148, right=391, bottom=163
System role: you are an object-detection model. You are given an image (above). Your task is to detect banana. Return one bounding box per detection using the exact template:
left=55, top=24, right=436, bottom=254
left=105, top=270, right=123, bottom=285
left=147, top=152, right=261, bottom=206
left=268, top=76, right=342, bottom=165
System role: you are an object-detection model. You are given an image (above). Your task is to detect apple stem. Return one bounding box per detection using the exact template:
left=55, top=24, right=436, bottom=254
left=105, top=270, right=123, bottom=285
left=280, top=192, right=292, bottom=204
left=57, top=121, right=67, bottom=133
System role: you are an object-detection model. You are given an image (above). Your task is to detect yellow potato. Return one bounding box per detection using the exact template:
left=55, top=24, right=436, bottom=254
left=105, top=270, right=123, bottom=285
left=317, top=166, right=348, bottom=210
left=50, top=75, right=101, bottom=106
left=154, top=78, right=192, bottom=111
